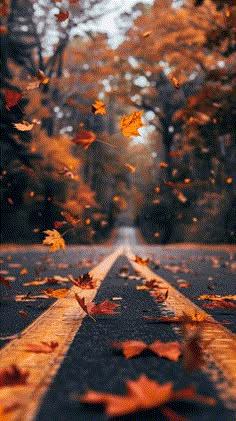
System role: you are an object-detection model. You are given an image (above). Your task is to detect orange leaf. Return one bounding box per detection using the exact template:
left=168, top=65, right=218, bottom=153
left=71, top=130, right=96, bottom=150
left=0, top=365, right=29, bottom=388
left=171, top=76, right=180, bottom=89
left=78, top=375, right=215, bottom=417
left=125, top=163, right=136, bottom=173
left=91, top=100, right=106, bottom=115
left=74, top=293, right=96, bottom=321
left=120, top=111, right=144, bottom=138
left=148, top=340, right=181, bottom=361
left=133, top=255, right=149, bottom=265
left=112, top=340, right=147, bottom=358
left=43, top=288, right=69, bottom=298
left=25, top=341, right=58, bottom=353
left=88, top=299, right=120, bottom=315
left=142, top=31, right=152, bottom=38
left=181, top=330, right=204, bottom=371
left=55, top=9, right=69, bottom=22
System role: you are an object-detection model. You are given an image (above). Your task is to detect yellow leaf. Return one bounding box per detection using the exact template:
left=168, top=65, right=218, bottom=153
left=43, top=229, right=65, bottom=252
left=43, top=288, right=69, bottom=298
left=120, top=111, right=144, bottom=138
left=92, top=100, right=106, bottom=115
left=13, top=121, right=34, bottom=131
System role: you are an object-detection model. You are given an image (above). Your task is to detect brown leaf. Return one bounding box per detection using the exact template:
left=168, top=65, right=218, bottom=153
left=18, top=310, right=28, bottom=318
left=78, top=375, right=215, bottom=417
left=43, top=229, right=65, bottom=252
left=125, top=163, right=136, bottom=173
left=111, top=340, right=147, bottom=358
left=120, top=111, right=144, bottom=138
left=198, top=294, right=236, bottom=301
left=0, top=365, right=29, bottom=388
left=88, top=300, right=120, bottom=315
left=71, top=130, right=96, bottom=150
left=74, top=293, right=96, bottom=322
left=43, top=288, right=69, bottom=298
left=181, top=330, right=205, bottom=371
left=0, top=275, right=11, bottom=288
left=69, top=273, right=96, bottom=289
left=91, top=100, right=106, bottom=115
left=25, top=341, right=58, bottom=353
left=5, top=90, right=23, bottom=111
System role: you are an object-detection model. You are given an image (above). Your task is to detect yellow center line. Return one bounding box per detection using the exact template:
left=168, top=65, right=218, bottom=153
left=125, top=246, right=236, bottom=410
left=0, top=246, right=123, bottom=421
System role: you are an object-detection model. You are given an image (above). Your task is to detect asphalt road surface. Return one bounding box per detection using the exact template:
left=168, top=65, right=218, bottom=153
left=0, top=227, right=235, bottom=421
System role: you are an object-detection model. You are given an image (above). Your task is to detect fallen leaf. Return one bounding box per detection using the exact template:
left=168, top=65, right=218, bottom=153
left=55, top=9, right=69, bottom=22
left=112, top=340, right=181, bottom=361
left=89, top=299, right=120, bottom=315
left=43, top=288, right=69, bottom=298
left=92, top=100, right=106, bottom=115
left=142, top=31, right=152, bottom=37
left=25, top=341, right=58, bottom=353
left=202, top=301, right=236, bottom=309
left=71, top=130, right=96, bottom=150
left=5, top=90, right=23, bottom=111
left=120, top=110, right=144, bottom=138
left=20, top=268, right=28, bottom=275
left=69, top=273, right=96, bottom=289
left=133, top=255, right=150, bottom=265
left=18, top=310, right=28, bottom=318
left=0, top=365, right=29, bottom=388
left=0, top=275, right=11, bottom=288
left=43, top=229, right=65, bottom=252
left=78, top=375, right=215, bottom=417
left=198, top=294, right=236, bottom=301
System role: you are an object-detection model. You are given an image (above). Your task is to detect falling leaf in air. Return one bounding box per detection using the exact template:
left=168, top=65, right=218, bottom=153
left=77, top=374, right=216, bottom=417
left=74, top=293, right=96, bottom=322
left=20, top=268, right=28, bottom=275
left=18, top=310, right=29, bottom=318
left=111, top=340, right=181, bottom=361
left=92, top=100, right=106, bottom=115
left=142, top=31, right=152, bottom=37
left=125, top=163, right=136, bottom=173
left=133, top=255, right=150, bottom=265
left=25, top=341, right=58, bottom=353
left=0, top=365, right=29, bottom=387
left=120, top=110, right=144, bottom=138
left=55, top=9, right=69, bottom=22
left=71, top=130, right=96, bottom=150
left=159, top=162, right=168, bottom=168
left=154, top=289, right=169, bottom=302
left=0, top=275, right=11, bottom=288
left=5, top=90, right=23, bottom=111
left=43, top=288, right=69, bottom=298
left=13, top=121, right=34, bottom=131
left=171, top=76, right=180, bottom=89
left=69, top=273, right=97, bottom=289
left=43, top=229, right=65, bottom=252
left=61, top=211, right=80, bottom=226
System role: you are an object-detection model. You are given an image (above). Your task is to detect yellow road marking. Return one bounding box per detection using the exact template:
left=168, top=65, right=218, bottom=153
left=126, top=247, right=236, bottom=410
left=0, top=246, right=123, bottom=421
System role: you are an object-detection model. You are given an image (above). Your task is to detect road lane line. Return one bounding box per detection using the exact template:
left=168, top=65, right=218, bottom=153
left=0, top=246, right=123, bottom=421
left=125, top=246, right=236, bottom=410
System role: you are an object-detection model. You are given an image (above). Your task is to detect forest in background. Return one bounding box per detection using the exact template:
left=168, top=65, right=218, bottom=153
left=0, top=0, right=235, bottom=245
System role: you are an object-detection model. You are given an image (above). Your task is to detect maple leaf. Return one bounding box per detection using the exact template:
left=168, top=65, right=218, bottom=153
left=25, top=340, right=58, bottom=353
left=125, top=163, right=136, bottom=173
left=89, top=299, right=120, bottom=315
left=5, top=90, right=23, bottom=111
left=71, top=130, right=96, bottom=150
left=120, top=110, right=144, bottom=138
left=69, top=273, right=96, bottom=289
left=112, top=340, right=181, bottom=361
left=78, top=375, right=216, bottom=417
left=0, top=365, right=29, bottom=388
left=55, top=9, right=69, bottom=22
left=43, top=229, right=65, bottom=252
left=20, top=268, right=28, bottom=275
left=43, top=288, right=69, bottom=298
left=133, top=255, right=150, bottom=265
left=91, top=100, right=106, bottom=115
left=74, top=293, right=96, bottom=322
left=0, top=275, right=11, bottom=288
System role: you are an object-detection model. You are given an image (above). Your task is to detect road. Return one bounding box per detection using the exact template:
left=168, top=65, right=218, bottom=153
left=0, top=227, right=236, bottom=421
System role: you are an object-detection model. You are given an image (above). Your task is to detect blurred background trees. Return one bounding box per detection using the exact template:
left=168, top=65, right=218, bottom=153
left=1, top=0, right=235, bottom=244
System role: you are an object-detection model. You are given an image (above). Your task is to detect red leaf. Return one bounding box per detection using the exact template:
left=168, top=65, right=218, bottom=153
left=55, top=10, right=69, bottom=22
left=18, top=310, right=28, bottom=318
left=0, top=365, right=29, bottom=387
left=203, top=300, right=236, bottom=309
left=69, top=273, right=96, bottom=289
left=88, top=299, right=120, bottom=314
left=5, top=90, right=23, bottom=111
left=74, top=293, right=96, bottom=322
left=71, top=130, right=96, bottom=150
